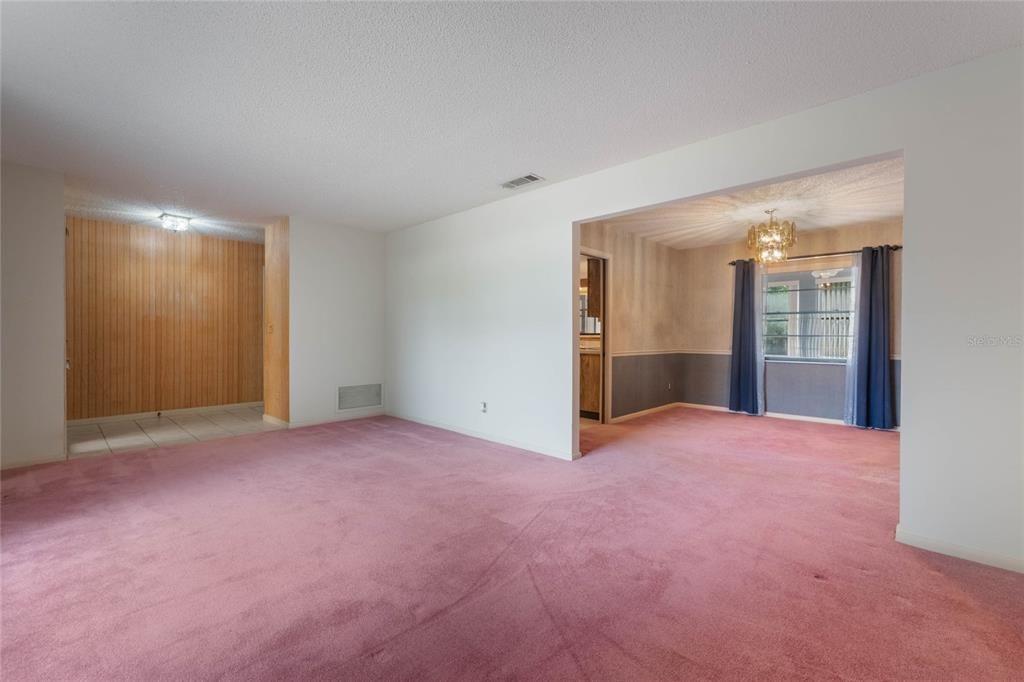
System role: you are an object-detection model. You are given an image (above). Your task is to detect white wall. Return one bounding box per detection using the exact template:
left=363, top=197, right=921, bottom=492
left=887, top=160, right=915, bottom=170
left=384, top=204, right=572, bottom=458
left=289, top=217, right=386, bottom=426
left=386, top=48, right=1023, bottom=570
left=1, top=162, right=66, bottom=469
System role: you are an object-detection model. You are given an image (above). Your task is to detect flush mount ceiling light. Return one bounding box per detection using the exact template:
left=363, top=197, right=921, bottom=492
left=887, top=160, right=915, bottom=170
left=747, top=208, right=796, bottom=263
left=159, top=213, right=191, bottom=231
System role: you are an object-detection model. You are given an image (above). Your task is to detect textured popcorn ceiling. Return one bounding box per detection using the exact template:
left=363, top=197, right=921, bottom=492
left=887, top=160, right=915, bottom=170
left=594, top=157, right=904, bottom=250
left=1, top=3, right=1020, bottom=232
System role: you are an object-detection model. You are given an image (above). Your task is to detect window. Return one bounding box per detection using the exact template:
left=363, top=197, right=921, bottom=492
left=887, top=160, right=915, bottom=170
left=764, top=280, right=799, bottom=356
left=763, top=267, right=855, bottom=361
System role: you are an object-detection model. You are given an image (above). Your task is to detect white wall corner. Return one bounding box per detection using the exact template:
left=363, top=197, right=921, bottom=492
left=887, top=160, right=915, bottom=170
left=1, top=162, right=67, bottom=470
left=895, top=525, right=1024, bottom=574
left=287, top=217, right=386, bottom=428
left=386, top=410, right=575, bottom=462
left=287, top=405, right=386, bottom=429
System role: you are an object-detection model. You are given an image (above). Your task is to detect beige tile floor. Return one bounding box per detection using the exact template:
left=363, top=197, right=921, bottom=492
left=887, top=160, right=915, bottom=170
left=67, top=405, right=283, bottom=459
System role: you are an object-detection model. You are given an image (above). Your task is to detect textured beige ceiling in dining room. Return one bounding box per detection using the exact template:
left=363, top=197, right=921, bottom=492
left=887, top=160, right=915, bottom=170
left=594, top=157, right=904, bottom=250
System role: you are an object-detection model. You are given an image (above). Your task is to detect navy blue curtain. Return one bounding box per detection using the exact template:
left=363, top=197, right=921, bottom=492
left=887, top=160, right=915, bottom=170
left=853, top=246, right=897, bottom=428
left=729, top=259, right=760, bottom=415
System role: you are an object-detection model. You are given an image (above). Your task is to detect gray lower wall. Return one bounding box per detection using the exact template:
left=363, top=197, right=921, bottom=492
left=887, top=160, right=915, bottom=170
left=676, top=353, right=730, bottom=407
left=764, top=361, right=846, bottom=419
left=610, top=354, right=681, bottom=418
left=611, top=352, right=729, bottom=418
left=611, top=352, right=900, bottom=422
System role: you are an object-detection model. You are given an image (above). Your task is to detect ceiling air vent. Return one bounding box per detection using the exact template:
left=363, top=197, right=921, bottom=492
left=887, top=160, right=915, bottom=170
left=501, top=173, right=545, bottom=190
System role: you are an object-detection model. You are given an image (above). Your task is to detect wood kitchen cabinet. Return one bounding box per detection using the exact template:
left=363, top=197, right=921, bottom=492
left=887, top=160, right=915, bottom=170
left=580, top=352, right=601, bottom=417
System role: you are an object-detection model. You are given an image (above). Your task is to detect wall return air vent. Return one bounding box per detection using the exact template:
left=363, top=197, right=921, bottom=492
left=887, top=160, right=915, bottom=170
left=501, top=173, right=544, bottom=190
left=338, top=384, right=383, bottom=411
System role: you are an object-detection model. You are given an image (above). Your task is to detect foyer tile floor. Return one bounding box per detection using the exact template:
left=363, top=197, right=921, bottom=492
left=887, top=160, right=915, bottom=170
left=67, top=405, right=283, bottom=458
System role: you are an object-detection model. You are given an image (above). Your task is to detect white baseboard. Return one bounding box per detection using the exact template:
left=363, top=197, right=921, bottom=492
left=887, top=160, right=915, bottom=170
left=285, top=406, right=386, bottom=428
left=387, top=411, right=573, bottom=462
left=606, top=401, right=880, bottom=428
left=609, top=401, right=864, bottom=428
left=609, top=402, right=689, bottom=423
left=895, top=525, right=1023, bottom=573
left=1, top=452, right=67, bottom=472
left=68, top=401, right=263, bottom=426
left=676, top=402, right=730, bottom=413
left=765, top=411, right=846, bottom=425
left=610, top=401, right=740, bottom=423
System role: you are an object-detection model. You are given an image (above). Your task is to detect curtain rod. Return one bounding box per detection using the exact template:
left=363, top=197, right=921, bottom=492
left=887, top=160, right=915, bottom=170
left=728, top=245, right=902, bottom=266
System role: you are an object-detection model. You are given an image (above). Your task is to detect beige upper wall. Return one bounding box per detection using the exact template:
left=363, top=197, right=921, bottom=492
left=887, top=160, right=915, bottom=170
left=582, top=218, right=903, bottom=357
left=580, top=221, right=688, bottom=356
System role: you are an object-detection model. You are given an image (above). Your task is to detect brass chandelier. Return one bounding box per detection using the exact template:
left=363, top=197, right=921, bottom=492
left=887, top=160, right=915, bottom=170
left=747, top=208, right=796, bottom=263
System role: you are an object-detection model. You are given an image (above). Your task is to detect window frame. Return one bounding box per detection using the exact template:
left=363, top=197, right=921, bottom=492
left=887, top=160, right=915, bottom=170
left=811, top=275, right=854, bottom=362
left=762, top=272, right=856, bottom=364
left=763, top=279, right=801, bottom=359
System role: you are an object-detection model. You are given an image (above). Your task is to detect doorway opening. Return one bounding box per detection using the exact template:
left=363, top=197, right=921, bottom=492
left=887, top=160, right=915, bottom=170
left=578, top=251, right=608, bottom=426
left=572, top=153, right=903, bottom=454
left=63, top=212, right=273, bottom=458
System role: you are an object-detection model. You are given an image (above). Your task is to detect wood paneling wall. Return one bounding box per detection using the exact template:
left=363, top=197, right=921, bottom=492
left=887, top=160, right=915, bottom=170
left=65, top=217, right=264, bottom=419
left=262, top=219, right=289, bottom=422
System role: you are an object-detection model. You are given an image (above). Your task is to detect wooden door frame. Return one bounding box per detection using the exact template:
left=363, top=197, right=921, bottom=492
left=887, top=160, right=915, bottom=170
left=580, top=247, right=612, bottom=425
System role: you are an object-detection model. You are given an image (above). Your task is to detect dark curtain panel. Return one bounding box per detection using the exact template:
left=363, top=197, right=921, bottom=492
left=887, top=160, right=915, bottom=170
left=729, top=259, right=760, bottom=415
left=853, top=245, right=897, bottom=428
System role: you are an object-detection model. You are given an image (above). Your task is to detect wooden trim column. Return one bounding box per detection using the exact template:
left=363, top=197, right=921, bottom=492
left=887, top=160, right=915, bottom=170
left=263, top=218, right=290, bottom=422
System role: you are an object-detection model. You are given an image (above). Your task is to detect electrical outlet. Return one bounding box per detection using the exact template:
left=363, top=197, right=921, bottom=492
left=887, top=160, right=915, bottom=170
left=481, top=401, right=488, bottom=413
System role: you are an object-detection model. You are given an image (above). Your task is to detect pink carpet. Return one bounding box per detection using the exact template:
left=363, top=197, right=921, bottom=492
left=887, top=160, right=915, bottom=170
left=2, top=408, right=1021, bottom=680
